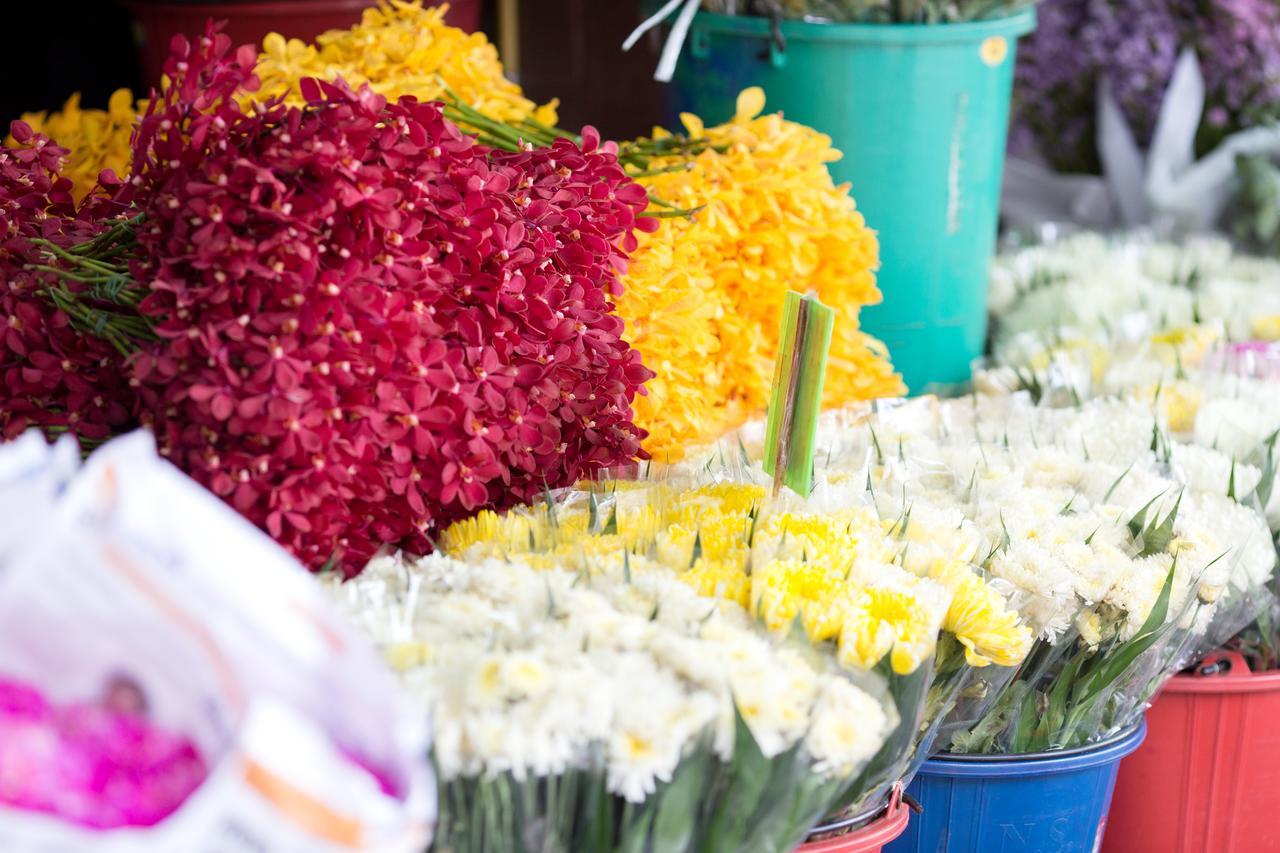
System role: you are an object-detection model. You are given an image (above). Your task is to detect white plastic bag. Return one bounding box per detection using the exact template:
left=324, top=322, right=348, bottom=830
left=0, top=431, right=434, bottom=852
left=1002, top=49, right=1280, bottom=233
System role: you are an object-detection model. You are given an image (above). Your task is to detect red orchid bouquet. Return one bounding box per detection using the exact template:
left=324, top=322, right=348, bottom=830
left=0, top=29, right=656, bottom=574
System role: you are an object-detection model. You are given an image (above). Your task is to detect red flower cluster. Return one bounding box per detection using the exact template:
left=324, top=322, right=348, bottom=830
left=24, top=30, right=653, bottom=573
left=0, top=128, right=132, bottom=443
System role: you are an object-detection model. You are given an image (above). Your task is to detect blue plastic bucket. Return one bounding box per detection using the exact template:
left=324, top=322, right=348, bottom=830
left=886, top=722, right=1146, bottom=853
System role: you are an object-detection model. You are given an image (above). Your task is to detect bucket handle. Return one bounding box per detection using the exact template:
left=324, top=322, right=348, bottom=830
left=688, top=17, right=786, bottom=69
left=889, top=781, right=916, bottom=815
left=1195, top=650, right=1251, bottom=678
left=764, top=15, right=787, bottom=68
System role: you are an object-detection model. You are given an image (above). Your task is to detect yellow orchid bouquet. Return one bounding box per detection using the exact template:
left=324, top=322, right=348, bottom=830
left=617, top=89, right=904, bottom=457
left=440, top=466, right=1032, bottom=814
left=9, top=89, right=141, bottom=202
left=12, top=1, right=554, bottom=201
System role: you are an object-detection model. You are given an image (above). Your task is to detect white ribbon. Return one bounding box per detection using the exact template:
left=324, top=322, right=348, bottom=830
left=621, top=0, right=703, bottom=83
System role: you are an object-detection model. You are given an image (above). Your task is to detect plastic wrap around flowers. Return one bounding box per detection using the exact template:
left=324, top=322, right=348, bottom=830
left=329, top=553, right=897, bottom=851
left=0, top=31, right=654, bottom=573
left=834, top=397, right=1275, bottom=751
left=986, top=232, right=1280, bottom=671
left=661, top=390, right=1276, bottom=753
left=436, top=465, right=1034, bottom=807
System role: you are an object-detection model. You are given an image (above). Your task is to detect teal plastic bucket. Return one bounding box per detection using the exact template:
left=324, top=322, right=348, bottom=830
left=885, top=721, right=1146, bottom=852
left=659, top=9, right=1036, bottom=392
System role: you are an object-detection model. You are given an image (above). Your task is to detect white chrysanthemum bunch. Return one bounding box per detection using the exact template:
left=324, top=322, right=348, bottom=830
left=990, top=232, right=1280, bottom=349
left=329, top=554, right=895, bottom=804
left=730, top=392, right=1279, bottom=752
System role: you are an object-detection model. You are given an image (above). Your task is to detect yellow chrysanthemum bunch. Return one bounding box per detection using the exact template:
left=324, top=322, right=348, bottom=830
left=12, top=89, right=140, bottom=200
left=440, top=479, right=1031, bottom=676
left=254, top=0, right=557, bottom=124
left=619, top=88, right=904, bottom=458
left=894, top=512, right=1033, bottom=668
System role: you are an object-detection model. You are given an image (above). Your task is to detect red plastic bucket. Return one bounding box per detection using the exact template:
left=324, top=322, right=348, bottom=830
left=1104, top=651, right=1280, bottom=853
left=797, top=788, right=911, bottom=853
left=125, top=1, right=481, bottom=85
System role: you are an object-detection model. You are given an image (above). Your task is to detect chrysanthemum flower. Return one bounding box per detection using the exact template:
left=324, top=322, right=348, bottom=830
left=839, top=585, right=946, bottom=675
left=438, top=480, right=1027, bottom=678
left=927, top=559, right=1033, bottom=667
left=752, top=558, right=850, bottom=641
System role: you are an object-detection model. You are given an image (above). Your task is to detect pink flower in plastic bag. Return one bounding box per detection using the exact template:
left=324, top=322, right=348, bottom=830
left=0, top=677, right=206, bottom=829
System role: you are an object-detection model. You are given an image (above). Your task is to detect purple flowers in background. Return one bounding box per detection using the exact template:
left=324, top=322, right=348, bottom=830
left=1015, top=0, right=1280, bottom=174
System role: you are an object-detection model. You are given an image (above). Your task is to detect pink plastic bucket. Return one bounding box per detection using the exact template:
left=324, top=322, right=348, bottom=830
left=797, top=788, right=911, bottom=853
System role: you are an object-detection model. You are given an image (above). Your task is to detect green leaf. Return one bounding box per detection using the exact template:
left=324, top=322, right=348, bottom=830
left=1010, top=683, right=1041, bottom=753
left=869, top=424, right=886, bottom=465
left=1254, top=429, right=1280, bottom=510
left=950, top=680, right=1026, bottom=754
left=1125, top=490, right=1167, bottom=542
left=1074, top=560, right=1178, bottom=710
left=1103, top=462, right=1134, bottom=502
left=603, top=504, right=618, bottom=536
left=1138, top=491, right=1182, bottom=557
left=615, top=801, right=653, bottom=853
left=648, top=746, right=711, bottom=852
left=1034, top=649, right=1086, bottom=749
left=702, top=706, right=772, bottom=851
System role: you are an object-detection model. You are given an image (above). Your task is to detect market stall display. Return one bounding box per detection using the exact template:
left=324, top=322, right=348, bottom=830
left=5, top=2, right=1280, bottom=851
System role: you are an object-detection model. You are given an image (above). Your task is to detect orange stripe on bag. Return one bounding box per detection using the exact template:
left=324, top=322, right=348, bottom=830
left=242, top=758, right=364, bottom=848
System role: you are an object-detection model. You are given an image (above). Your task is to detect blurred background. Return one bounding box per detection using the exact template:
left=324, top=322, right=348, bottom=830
left=3, top=0, right=665, bottom=140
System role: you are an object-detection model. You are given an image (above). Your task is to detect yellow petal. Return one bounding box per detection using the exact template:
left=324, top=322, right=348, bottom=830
left=108, top=89, right=136, bottom=122
left=679, top=112, right=705, bottom=139
left=262, top=32, right=288, bottom=58
left=735, top=87, right=766, bottom=122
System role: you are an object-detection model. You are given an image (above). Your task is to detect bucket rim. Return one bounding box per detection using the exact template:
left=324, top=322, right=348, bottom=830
left=919, top=720, right=1147, bottom=778
left=797, top=791, right=911, bottom=852
left=808, top=793, right=889, bottom=837
left=679, top=6, right=1036, bottom=46
left=1166, top=667, right=1280, bottom=694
